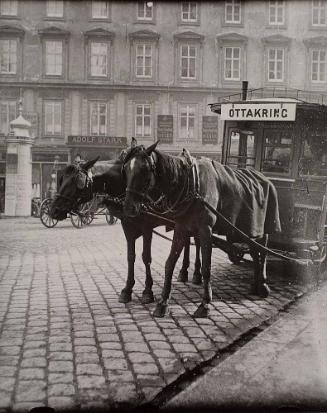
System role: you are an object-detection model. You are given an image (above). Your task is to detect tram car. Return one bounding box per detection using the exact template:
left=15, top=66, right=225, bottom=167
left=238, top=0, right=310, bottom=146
left=209, top=84, right=327, bottom=267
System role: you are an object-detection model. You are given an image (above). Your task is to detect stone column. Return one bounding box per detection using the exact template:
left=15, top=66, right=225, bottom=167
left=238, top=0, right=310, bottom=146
left=5, top=103, right=33, bottom=217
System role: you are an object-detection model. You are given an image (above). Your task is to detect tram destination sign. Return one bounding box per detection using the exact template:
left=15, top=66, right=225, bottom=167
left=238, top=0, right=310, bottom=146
left=221, top=102, right=296, bottom=121
left=68, top=135, right=127, bottom=147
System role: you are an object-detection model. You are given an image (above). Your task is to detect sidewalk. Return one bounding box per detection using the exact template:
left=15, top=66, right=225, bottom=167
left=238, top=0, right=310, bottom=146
left=166, top=281, right=327, bottom=412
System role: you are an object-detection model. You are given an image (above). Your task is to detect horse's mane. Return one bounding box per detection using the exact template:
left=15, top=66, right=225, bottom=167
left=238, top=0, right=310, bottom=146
left=122, top=145, right=146, bottom=164
left=155, top=151, right=186, bottom=186
left=62, top=164, right=80, bottom=175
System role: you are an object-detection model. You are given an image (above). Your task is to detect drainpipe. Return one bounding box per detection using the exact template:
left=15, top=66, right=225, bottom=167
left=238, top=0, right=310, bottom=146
left=242, top=80, right=248, bottom=101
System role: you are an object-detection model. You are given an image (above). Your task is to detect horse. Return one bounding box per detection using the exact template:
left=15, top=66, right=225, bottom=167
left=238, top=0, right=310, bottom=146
left=122, top=142, right=281, bottom=318
left=50, top=157, right=202, bottom=305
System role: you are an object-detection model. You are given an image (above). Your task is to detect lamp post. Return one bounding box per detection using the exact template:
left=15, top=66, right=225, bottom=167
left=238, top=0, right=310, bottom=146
left=49, top=155, right=59, bottom=199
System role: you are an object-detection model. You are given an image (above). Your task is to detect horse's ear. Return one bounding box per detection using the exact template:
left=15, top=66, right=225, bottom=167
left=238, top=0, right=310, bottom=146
left=81, top=156, right=100, bottom=171
left=145, top=141, right=160, bottom=155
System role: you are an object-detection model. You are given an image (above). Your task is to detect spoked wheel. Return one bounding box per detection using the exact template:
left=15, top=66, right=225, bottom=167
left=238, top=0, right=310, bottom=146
left=105, top=209, right=117, bottom=225
left=40, top=198, right=58, bottom=228
left=70, top=213, right=85, bottom=229
left=83, top=213, right=94, bottom=225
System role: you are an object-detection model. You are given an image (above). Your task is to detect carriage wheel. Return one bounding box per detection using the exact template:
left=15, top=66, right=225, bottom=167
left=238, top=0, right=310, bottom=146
left=83, top=213, right=94, bottom=225
left=40, top=198, right=58, bottom=228
left=70, top=213, right=85, bottom=229
left=105, top=210, right=117, bottom=225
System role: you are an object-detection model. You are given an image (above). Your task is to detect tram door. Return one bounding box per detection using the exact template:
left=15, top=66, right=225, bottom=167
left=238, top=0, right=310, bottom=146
left=225, top=128, right=259, bottom=169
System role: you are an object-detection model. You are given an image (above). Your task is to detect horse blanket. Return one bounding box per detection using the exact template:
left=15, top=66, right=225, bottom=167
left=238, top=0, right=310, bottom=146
left=212, top=162, right=281, bottom=239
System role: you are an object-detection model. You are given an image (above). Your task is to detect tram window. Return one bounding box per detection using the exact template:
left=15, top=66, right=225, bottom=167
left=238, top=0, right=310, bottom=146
left=299, top=135, right=327, bottom=177
left=262, top=131, right=293, bottom=174
left=227, top=130, right=256, bottom=169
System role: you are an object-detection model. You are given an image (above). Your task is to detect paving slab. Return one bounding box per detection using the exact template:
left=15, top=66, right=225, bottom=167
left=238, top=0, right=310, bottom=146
left=0, top=217, right=317, bottom=411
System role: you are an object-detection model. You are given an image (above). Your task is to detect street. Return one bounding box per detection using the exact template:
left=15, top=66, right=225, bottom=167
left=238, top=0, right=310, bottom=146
left=0, top=217, right=313, bottom=411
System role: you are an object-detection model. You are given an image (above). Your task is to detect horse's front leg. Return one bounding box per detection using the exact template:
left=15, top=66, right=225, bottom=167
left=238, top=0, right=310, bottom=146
left=119, top=235, right=136, bottom=303
left=250, top=234, right=270, bottom=298
left=194, top=226, right=212, bottom=318
left=177, top=237, right=190, bottom=283
left=192, top=235, right=202, bottom=285
left=154, top=229, right=186, bottom=318
left=141, top=229, right=155, bottom=304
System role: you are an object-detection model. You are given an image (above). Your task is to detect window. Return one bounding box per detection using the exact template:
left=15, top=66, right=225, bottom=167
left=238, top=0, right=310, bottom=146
left=90, top=102, right=107, bottom=135
left=90, top=41, right=109, bottom=77
left=268, top=48, right=284, bottom=82
left=225, top=0, right=241, bottom=24
left=135, top=104, right=151, bottom=137
left=227, top=130, right=256, bottom=169
left=179, top=105, right=196, bottom=141
left=180, top=44, right=196, bottom=79
left=45, top=40, right=62, bottom=76
left=44, top=101, right=62, bottom=136
left=311, top=49, right=326, bottom=82
left=46, top=0, right=63, bottom=18
left=262, top=130, right=293, bottom=175
left=0, top=100, right=16, bottom=135
left=224, top=46, right=240, bottom=80
left=0, top=39, right=17, bottom=74
left=91, top=1, right=109, bottom=19
left=136, top=44, right=152, bottom=78
left=0, top=0, right=18, bottom=16
left=299, top=133, right=327, bottom=177
left=269, top=1, right=285, bottom=25
left=181, top=2, right=197, bottom=22
left=137, top=1, right=153, bottom=20
left=312, top=0, right=327, bottom=26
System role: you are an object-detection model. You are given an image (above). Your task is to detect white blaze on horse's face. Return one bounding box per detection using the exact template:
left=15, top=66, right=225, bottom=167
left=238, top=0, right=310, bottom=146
left=129, top=158, right=136, bottom=171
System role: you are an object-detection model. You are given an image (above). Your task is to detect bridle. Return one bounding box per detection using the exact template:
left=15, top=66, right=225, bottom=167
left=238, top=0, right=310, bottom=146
left=123, top=150, right=156, bottom=201
left=55, top=169, right=93, bottom=210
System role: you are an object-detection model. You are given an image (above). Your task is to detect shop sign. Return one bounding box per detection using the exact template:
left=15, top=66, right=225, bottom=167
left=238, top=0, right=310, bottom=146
left=221, top=103, right=297, bottom=121
left=157, top=115, right=173, bottom=144
left=68, top=135, right=127, bottom=147
left=202, top=116, right=218, bottom=144
left=6, top=153, right=18, bottom=173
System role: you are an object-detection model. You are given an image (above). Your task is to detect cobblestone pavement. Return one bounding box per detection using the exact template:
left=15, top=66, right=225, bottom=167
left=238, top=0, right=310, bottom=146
left=0, top=217, right=312, bottom=411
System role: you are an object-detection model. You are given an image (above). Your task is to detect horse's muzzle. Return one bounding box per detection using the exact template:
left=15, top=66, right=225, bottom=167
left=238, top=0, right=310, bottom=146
left=123, top=202, right=140, bottom=218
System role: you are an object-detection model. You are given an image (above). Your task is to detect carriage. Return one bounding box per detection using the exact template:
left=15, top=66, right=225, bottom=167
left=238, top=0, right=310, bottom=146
left=209, top=84, right=327, bottom=270
left=39, top=194, right=118, bottom=228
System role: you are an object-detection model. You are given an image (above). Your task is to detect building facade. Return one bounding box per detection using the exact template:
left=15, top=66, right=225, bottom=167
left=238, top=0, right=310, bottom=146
left=0, top=0, right=327, bottom=211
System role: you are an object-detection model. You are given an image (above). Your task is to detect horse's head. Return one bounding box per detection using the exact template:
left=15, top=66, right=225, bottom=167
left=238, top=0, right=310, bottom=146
left=123, top=141, right=159, bottom=217
left=50, top=157, right=99, bottom=220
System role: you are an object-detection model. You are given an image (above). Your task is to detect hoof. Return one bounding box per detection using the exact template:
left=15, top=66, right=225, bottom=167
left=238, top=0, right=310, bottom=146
left=193, top=303, right=210, bottom=318
left=118, top=289, right=132, bottom=303
left=252, top=283, right=270, bottom=298
left=153, top=303, right=170, bottom=318
left=192, top=273, right=202, bottom=285
left=141, top=290, right=155, bottom=304
left=177, top=269, right=188, bottom=283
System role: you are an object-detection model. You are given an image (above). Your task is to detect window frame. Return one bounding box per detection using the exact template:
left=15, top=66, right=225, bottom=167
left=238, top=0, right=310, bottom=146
left=0, top=0, right=18, bottom=17
left=44, top=39, right=63, bottom=77
left=177, top=103, right=198, bottom=142
left=136, top=1, right=155, bottom=23
left=180, top=43, right=197, bottom=79
left=268, top=0, right=285, bottom=26
left=135, top=43, right=153, bottom=78
left=134, top=103, right=152, bottom=138
left=0, top=99, right=16, bottom=135
left=267, top=47, right=285, bottom=82
left=223, top=46, right=241, bottom=81
left=311, top=48, right=327, bottom=83
left=89, top=40, right=110, bottom=79
left=312, top=0, right=327, bottom=27
left=224, top=0, right=242, bottom=24
left=43, top=100, right=63, bottom=137
left=45, top=0, right=64, bottom=19
left=0, top=37, right=18, bottom=75
left=181, top=2, right=198, bottom=23
left=90, top=1, right=111, bottom=21
left=89, top=101, right=108, bottom=136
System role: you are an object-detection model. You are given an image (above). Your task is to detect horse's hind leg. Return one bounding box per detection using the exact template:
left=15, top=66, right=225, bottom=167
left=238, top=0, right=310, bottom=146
left=194, top=226, right=212, bottom=318
left=250, top=234, right=270, bottom=298
left=192, top=236, right=202, bottom=285
left=119, top=236, right=136, bottom=303
left=177, top=238, right=190, bottom=282
left=141, top=229, right=155, bottom=304
left=154, top=229, right=186, bottom=318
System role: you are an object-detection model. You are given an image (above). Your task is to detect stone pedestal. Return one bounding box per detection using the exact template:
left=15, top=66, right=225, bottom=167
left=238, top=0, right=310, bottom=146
left=5, top=112, right=33, bottom=217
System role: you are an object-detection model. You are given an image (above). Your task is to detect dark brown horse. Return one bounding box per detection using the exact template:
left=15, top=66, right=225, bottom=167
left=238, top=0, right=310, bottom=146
left=123, top=143, right=281, bottom=318
left=50, top=157, right=202, bottom=304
